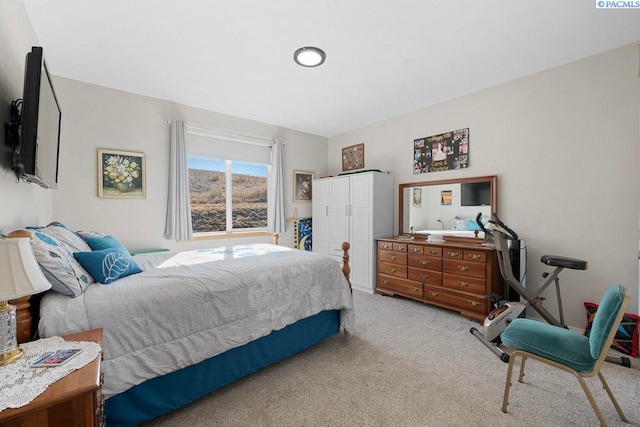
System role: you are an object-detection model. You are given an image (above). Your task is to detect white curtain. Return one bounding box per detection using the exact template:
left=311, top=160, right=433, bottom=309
left=267, top=139, right=285, bottom=234
left=164, top=120, right=193, bottom=240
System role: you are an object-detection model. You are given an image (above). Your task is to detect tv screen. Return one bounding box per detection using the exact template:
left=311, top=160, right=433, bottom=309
left=14, top=46, right=61, bottom=189
left=461, top=182, right=491, bottom=206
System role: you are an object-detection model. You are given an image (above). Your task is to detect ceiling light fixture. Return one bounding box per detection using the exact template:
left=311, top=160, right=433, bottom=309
left=294, top=47, right=326, bottom=67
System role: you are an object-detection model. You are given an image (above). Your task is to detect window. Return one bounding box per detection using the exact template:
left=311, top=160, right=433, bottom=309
left=186, top=127, right=272, bottom=235
left=188, top=156, right=268, bottom=234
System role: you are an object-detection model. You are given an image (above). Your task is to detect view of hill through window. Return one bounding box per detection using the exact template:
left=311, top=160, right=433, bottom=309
left=188, top=158, right=268, bottom=233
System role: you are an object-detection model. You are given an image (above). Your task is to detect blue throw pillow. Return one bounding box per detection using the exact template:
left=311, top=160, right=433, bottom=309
left=77, top=230, right=128, bottom=252
left=467, top=219, right=483, bottom=231
left=73, top=248, right=142, bottom=284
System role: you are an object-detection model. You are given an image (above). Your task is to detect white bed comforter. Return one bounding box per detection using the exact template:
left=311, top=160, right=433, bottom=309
left=38, top=244, right=354, bottom=398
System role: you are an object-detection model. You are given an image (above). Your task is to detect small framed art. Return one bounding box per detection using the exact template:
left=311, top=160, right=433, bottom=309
left=342, top=143, right=364, bottom=171
left=98, top=149, right=146, bottom=199
left=293, top=171, right=314, bottom=202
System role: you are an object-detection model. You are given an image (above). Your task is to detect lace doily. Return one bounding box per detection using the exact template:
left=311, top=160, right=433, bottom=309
left=0, top=336, right=101, bottom=412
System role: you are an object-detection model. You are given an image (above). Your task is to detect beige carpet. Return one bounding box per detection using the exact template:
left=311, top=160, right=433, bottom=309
left=143, top=291, right=639, bottom=426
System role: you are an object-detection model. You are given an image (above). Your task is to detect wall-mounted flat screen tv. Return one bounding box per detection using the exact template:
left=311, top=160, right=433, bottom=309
left=461, top=181, right=491, bottom=206
left=12, top=46, right=61, bottom=189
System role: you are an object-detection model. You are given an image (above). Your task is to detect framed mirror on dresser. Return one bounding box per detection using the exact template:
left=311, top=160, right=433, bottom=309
left=399, top=175, right=497, bottom=241
left=376, top=175, right=503, bottom=321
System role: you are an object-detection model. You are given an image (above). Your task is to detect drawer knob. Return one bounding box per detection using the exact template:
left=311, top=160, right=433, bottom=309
left=383, top=244, right=390, bottom=249
left=420, top=274, right=429, bottom=279
left=382, top=279, right=389, bottom=285
left=469, top=254, right=481, bottom=260
left=412, top=248, right=420, bottom=252
left=457, top=265, right=469, bottom=271
left=390, top=255, right=397, bottom=260
left=389, top=267, right=397, bottom=273
left=449, top=251, right=459, bottom=257
left=469, top=300, right=480, bottom=307
left=429, top=291, right=439, bottom=297
left=458, top=281, right=469, bottom=287
left=420, top=260, right=429, bottom=265
left=410, top=287, right=419, bottom=292
left=429, top=250, right=438, bottom=255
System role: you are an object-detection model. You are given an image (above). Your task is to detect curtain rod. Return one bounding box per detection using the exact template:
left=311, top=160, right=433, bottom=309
left=164, top=120, right=284, bottom=146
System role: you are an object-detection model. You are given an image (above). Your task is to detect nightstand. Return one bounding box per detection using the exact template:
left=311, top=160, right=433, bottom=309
left=0, top=328, right=104, bottom=427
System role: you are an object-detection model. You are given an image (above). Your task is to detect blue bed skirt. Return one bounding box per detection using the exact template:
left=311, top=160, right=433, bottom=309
left=104, top=310, right=341, bottom=426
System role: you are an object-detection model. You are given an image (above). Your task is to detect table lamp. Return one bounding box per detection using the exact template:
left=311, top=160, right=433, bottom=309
left=0, top=237, right=51, bottom=365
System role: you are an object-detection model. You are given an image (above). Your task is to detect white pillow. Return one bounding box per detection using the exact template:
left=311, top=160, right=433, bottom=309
left=22, top=225, right=94, bottom=297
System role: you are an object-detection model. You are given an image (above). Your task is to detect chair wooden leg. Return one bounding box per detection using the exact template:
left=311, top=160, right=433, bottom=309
left=502, top=351, right=519, bottom=413
left=518, top=354, right=527, bottom=383
left=574, top=373, right=608, bottom=427
left=598, top=372, right=628, bottom=423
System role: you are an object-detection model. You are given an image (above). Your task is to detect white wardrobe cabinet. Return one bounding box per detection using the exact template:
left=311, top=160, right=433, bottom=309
left=312, top=171, right=393, bottom=293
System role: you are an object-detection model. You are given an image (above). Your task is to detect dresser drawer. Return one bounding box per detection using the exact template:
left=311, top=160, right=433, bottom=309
left=443, top=274, right=486, bottom=294
left=379, top=250, right=407, bottom=265
left=464, top=250, right=487, bottom=262
left=424, top=285, right=486, bottom=315
left=408, top=267, right=442, bottom=286
left=379, top=261, right=407, bottom=278
left=423, top=246, right=443, bottom=257
left=392, top=243, right=408, bottom=252
left=408, top=254, right=442, bottom=271
left=378, top=275, right=423, bottom=299
left=408, top=244, right=424, bottom=254
left=443, top=248, right=463, bottom=259
left=443, top=259, right=486, bottom=279
left=378, top=241, right=394, bottom=251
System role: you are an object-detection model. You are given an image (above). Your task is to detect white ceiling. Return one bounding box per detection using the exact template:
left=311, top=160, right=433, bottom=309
left=23, top=0, right=640, bottom=137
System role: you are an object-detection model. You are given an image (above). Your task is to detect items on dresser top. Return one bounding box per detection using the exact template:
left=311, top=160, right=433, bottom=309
left=0, top=332, right=101, bottom=413
left=0, top=329, right=103, bottom=427
left=376, top=237, right=503, bottom=321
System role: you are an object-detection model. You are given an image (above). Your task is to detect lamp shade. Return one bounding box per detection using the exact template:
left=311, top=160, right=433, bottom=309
left=0, top=238, right=51, bottom=300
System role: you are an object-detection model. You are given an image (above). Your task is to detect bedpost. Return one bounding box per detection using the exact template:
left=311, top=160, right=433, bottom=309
left=341, top=242, right=352, bottom=293
left=272, top=233, right=279, bottom=245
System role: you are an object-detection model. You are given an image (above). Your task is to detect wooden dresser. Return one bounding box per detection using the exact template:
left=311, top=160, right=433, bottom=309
left=0, top=328, right=104, bottom=427
left=376, top=237, right=503, bottom=321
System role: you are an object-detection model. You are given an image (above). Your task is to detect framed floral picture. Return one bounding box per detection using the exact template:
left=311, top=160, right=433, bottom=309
left=98, top=149, right=146, bottom=199
left=293, top=170, right=314, bottom=202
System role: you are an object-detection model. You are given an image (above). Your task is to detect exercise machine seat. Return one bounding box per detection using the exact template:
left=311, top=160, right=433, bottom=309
left=540, top=255, right=588, bottom=270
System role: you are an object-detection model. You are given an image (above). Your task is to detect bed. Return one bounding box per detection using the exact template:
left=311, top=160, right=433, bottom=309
left=11, top=224, right=353, bottom=427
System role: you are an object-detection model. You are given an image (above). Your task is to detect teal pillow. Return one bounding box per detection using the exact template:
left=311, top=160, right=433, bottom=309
left=78, top=230, right=128, bottom=252
left=467, top=219, right=483, bottom=231
left=73, top=248, right=142, bottom=284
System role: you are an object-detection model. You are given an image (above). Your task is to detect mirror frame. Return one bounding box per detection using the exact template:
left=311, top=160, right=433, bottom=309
left=398, top=175, right=497, bottom=240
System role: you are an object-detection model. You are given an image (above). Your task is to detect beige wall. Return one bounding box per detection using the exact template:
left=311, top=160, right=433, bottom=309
left=0, top=0, right=53, bottom=231
left=329, top=43, right=640, bottom=328
left=51, top=77, right=328, bottom=251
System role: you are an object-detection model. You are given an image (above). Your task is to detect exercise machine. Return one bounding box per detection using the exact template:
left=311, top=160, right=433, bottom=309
left=469, top=213, right=631, bottom=367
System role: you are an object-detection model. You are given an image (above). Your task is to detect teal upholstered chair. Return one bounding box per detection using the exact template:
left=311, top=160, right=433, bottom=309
left=500, top=284, right=629, bottom=427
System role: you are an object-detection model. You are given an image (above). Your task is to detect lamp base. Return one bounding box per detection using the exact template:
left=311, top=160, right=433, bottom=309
left=0, top=347, right=23, bottom=365
left=0, top=300, right=22, bottom=365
